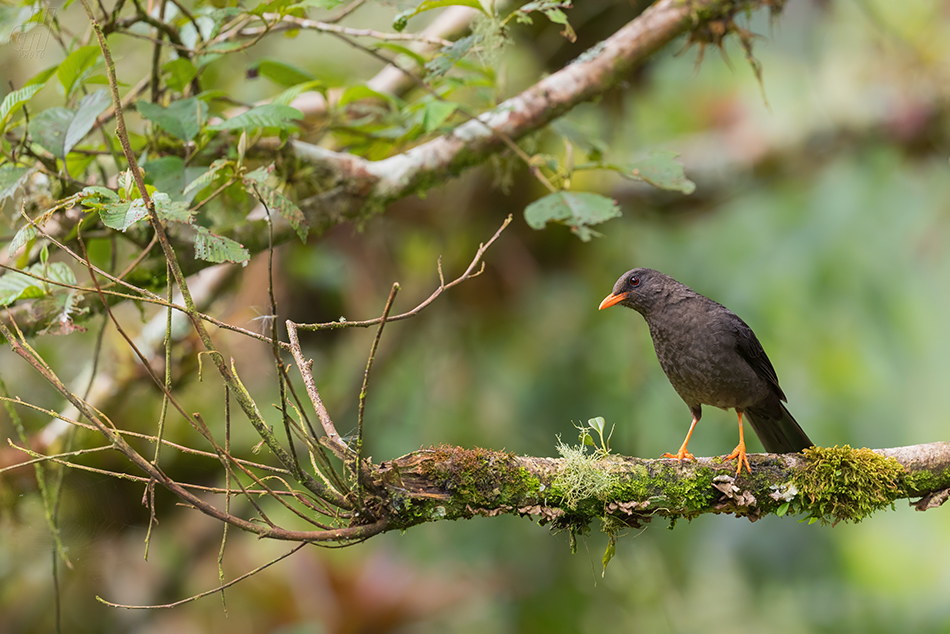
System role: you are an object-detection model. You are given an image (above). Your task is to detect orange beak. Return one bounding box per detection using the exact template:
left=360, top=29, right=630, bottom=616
left=598, top=292, right=626, bottom=310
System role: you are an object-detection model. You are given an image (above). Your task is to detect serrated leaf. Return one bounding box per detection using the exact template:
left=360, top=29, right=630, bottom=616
left=163, top=57, right=199, bottom=93
left=100, top=199, right=148, bottom=231
left=207, top=104, right=303, bottom=132
left=153, top=192, right=194, bottom=223
left=245, top=179, right=308, bottom=242
left=137, top=98, right=208, bottom=142
left=8, top=224, right=38, bottom=257
left=393, top=0, right=486, bottom=32
left=64, top=89, right=110, bottom=155
left=425, top=34, right=477, bottom=78
left=243, top=165, right=272, bottom=184
left=524, top=191, right=620, bottom=241
left=183, top=159, right=232, bottom=195
left=0, top=165, right=33, bottom=203
left=193, top=226, right=249, bottom=264
left=254, top=59, right=314, bottom=87
left=624, top=151, right=696, bottom=194
left=58, top=45, right=100, bottom=98
left=80, top=185, right=120, bottom=202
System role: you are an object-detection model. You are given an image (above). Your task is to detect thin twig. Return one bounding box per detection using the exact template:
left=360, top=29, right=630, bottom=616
left=298, top=214, right=511, bottom=331
left=240, top=14, right=453, bottom=47
left=355, top=282, right=399, bottom=503
left=97, top=544, right=308, bottom=609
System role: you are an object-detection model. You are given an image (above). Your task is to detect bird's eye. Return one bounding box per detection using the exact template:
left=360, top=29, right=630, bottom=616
left=629, top=276, right=640, bottom=288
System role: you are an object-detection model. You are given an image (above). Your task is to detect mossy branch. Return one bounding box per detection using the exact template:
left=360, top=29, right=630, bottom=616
left=360, top=441, right=950, bottom=538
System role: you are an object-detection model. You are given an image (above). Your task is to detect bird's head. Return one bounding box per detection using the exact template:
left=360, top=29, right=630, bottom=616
left=598, top=268, right=670, bottom=315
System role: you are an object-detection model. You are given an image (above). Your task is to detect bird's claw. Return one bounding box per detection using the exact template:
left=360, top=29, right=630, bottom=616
left=661, top=450, right=696, bottom=462
left=723, top=445, right=752, bottom=476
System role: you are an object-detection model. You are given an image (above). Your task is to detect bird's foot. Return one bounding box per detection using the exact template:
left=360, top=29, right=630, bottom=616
left=722, top=443, right=752, bottom=476
left=661, top=449, right=696, bottom=462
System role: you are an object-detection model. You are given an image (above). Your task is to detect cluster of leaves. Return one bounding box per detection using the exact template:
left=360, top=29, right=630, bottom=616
left=0, top=0, right=698, bottom=335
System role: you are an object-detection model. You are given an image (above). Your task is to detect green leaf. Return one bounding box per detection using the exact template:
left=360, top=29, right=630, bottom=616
left=588, top=416, right=605, bottom=435
left=24, top=66, right=58, bottom=88
left=0, top=262, right=77, bottom=308
left=420, top=100, right=458, bottom=132
left=254, top=59, right=314, bottom=87
left=153, top=192, right=194, bottom=223
left=622, top=151, right=696, bottom=194
left=372, top=43, right=427, bottom=68
left=207, top=104, right=303, bottom=132
left=270, top=80, right=324, bottom=106
left=244, top=178, right=308, bottom=243
left=64, top=89, right=111, bottom=155
left=288, top=0, right=342, bottom=8
left=27, top=90, right=110, bottom=159
left=80, top=185, right=120, bottom=202
left=28, top=107, right=74, bottom=158
left=58, top=45, right=100, bottom=98
left=602, top=533, right=616, bottom=576
left=193, top=226, right=249, bottom=264
left=45, top=261, right=76, bottom=287
left=0, top=271, right=42, bottom=306
left=100, top=199, right=148, bottom=231
left=183, top=158, right=232, bottom=196
left=425, top=34, right=477, bottom=78
left=243, top=166, right=271, bottom=184
left=144, top=156, right=208, bottom=203
left=8, top=224, right=38, bottom=257
left=249, top=0, right=294, bottom=17
left=163, top=57, right=199, bottom=93
left=84, top=74, right=129, bottom=87
left=0, top=165, right=33, bottom=204
left=524, top=191, right=621, bottom=241
left=393, top=0, right=486, bottom=32
left=0, top=84, right=45, bottom=134
left=776, top=502, right=790, bottom=517
left=137, top=98, right=208, bottom=142
left=338, top=84, right=401, bottom=109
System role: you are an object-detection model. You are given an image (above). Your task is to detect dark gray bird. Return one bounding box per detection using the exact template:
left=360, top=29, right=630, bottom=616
left=599, top=268, right=812, bottom=474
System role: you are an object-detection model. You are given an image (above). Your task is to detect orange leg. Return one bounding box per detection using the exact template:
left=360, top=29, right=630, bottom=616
left=722, top=411, right=752, bottom=475
left=661, top=414, right=698, bottom=462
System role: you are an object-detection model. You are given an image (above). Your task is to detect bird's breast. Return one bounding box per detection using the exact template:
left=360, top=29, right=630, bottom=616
left=646, top=309, right=769, bottom=410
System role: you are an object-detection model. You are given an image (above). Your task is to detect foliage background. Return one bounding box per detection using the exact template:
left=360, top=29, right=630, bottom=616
left=2, top=0, right=950, bottom=632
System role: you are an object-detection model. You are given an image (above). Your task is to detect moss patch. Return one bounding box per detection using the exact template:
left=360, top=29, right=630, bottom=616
left=419, top=444, right=541, bottom=509
left=793, top=445, right=905, bottom=525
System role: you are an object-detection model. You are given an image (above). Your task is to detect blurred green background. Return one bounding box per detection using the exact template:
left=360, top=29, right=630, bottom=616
left=3, top=0, right=950, bottom=632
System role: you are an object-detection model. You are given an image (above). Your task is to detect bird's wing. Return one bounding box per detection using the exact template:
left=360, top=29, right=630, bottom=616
left=731, top=318, right=787, bottom=402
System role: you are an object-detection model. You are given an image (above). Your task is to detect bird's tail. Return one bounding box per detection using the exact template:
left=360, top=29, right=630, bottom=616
left=745, top=402, right=813, bottom=454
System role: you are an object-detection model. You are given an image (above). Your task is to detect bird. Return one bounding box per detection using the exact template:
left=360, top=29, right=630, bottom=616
left=598, top=268, right=812, bottom=475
